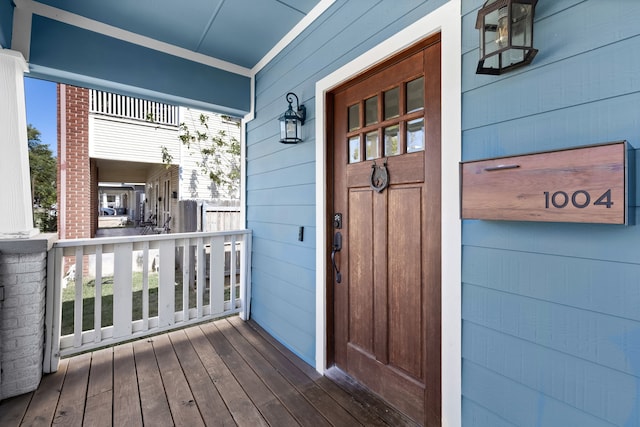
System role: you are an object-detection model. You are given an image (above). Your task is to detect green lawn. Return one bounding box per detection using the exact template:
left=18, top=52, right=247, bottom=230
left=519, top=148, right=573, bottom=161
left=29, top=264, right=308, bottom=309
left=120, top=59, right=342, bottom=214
left=60, top=272, right=237, bottom=336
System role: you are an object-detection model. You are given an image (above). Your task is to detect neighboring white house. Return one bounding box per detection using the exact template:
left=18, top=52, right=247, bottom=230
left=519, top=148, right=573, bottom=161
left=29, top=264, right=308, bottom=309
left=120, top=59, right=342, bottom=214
left=58, top=85, right=241, bottom=239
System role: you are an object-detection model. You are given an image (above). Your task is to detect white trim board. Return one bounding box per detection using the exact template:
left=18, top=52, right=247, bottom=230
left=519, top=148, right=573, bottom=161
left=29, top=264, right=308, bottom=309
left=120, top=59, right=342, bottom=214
left=314, top=1, right=462, bottom=426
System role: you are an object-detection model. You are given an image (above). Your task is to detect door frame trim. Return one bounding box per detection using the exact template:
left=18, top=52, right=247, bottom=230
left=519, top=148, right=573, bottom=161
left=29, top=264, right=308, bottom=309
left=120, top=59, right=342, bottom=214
left=314, top=1, right=461, bottom=425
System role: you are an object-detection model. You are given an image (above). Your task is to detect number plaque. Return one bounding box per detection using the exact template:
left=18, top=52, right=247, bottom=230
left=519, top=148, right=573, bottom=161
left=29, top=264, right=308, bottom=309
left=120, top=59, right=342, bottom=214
left=460, top=141, right=635, bottom=224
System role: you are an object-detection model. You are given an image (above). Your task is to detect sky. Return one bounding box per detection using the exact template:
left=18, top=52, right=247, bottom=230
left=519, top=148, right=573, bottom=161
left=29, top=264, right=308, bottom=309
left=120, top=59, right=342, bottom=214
left=24, top=76, right=57, bottom=156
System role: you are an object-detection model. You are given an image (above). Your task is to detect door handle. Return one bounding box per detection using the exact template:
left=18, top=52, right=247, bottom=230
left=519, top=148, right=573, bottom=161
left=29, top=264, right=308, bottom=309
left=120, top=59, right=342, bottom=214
left=331, top=231, right=342, bottom=283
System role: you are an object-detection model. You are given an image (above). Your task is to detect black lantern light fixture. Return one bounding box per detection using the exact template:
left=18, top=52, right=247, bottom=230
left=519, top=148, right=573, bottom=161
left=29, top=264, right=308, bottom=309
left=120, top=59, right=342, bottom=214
left=279, top=92, right=306, bottom=144
left=475, top=0, right=537, bottom=75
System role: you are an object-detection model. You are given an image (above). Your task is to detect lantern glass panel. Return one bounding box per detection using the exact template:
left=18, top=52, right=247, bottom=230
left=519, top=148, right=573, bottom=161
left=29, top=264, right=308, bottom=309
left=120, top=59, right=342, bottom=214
left=482, top=7, right=502, bottom=56
left=280, top=120, right=286, bottom=138
left=511, top=3, right=533, bottom=47
left=293, top=119, right=302, bottom=140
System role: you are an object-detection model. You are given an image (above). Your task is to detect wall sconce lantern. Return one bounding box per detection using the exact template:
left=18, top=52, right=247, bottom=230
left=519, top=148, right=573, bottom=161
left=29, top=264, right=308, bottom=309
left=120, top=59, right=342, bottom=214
left=279, top=92, right=306, bottom=144
left=475, top=0, right=538, bottom=75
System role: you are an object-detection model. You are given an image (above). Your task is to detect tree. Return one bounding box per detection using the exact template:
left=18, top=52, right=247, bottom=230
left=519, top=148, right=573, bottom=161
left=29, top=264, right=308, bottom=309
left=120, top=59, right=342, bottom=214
left=160, top=111, right=241, bottom=198
left=28, top=124, right=57, bottom=232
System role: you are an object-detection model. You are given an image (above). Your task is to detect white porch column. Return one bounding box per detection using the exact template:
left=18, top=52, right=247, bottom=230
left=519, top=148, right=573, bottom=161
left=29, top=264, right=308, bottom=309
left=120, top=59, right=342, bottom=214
left=0, top=49, right=38, bottom=238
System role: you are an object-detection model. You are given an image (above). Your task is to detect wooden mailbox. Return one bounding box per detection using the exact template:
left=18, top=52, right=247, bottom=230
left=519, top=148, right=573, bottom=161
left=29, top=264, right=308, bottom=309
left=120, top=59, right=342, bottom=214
left=460, top=141, right=635, bottom=224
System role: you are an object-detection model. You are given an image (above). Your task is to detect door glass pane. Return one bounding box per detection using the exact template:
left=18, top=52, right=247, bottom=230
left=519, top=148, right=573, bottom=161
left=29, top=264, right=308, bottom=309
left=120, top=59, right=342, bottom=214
left=365, top=96, right=378, bottom=126
left=365, top=131, right=379, bottom=160
left=349, top=136, right=361, bottom=163
left=384, top=87, right=400, bottom=120
left=348, top=104, right=360, bottom=132
left=406, top=118, right=424, bottom=153
left=384, top=125, right=400, bottom=156
left=406, top=77, right=424, bottom=113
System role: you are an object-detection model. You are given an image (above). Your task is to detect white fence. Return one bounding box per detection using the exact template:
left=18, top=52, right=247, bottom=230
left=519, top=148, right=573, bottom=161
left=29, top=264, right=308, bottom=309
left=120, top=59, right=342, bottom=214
left=44, top=230, right=251, bottom=373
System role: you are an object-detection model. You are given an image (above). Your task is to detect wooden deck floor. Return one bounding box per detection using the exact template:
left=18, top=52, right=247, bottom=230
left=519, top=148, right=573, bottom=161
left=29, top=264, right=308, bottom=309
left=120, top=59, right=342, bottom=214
left=0, top=317, right=418, bottom=426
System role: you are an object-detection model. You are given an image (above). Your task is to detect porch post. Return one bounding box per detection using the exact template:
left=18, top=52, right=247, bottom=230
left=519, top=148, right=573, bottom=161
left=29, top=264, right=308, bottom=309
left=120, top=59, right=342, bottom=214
left=0, top=49, right=38, bottom=239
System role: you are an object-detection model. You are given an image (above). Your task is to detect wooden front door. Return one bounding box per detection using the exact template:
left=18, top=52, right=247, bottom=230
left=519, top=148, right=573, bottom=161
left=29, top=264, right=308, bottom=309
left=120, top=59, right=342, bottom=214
left=329, top=34, right=441, bottom=425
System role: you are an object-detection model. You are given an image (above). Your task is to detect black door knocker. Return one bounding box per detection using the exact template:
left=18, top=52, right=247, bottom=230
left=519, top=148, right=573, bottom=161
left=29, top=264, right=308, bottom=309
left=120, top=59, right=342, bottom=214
left=370, top=159, right=389, bottom=193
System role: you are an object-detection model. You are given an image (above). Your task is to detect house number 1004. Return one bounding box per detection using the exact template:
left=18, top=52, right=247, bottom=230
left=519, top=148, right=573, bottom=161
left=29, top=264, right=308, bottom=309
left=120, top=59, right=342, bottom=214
left=544, top=189, right=613, bottom=209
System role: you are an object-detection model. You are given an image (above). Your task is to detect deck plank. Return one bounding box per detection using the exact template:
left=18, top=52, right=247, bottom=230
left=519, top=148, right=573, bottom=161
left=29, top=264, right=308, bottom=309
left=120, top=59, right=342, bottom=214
left=113, top=343, right=143, bottom=427
left=83, top=347, right=113, bottom=427
left=325, top=367, right=420, bottom=427
left=184, top=324, right=268, bottom=427
left=0, top=391, right=33, bottom=427
left=52, top=352, right=91, bottom=426
left=201, top=321, right=298, bottom=426
left=228, top=318, right=373, bottom=425
left=241, top=318, right=412, bottom=426
left=152, top=333, right=205, bottom=427
left=218, top=319, right=339, bottom=427
left=132, top=338, right=174, bottom=427
left=234, top=319, right=376, bottom=426
left=168, top=329, right=236, bottom=427
left=19, top=359, right=68, bottom=427
left=2, top=317, right=421, bottom=427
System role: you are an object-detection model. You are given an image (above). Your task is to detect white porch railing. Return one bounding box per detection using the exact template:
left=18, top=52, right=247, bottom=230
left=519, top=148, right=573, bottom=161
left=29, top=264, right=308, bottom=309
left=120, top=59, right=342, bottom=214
left=43, top=230, right=252, bottom=373
left=89, top=89, right=179, bottom=126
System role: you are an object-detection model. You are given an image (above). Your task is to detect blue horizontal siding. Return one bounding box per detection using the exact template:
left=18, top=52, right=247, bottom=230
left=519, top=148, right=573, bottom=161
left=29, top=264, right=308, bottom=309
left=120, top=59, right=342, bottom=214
left=247, top=205, right=315, bottom=228
left=463, top=321, right=638, bottom=426
left=252, top=253, right=316, bottom=293
left=462, top=0, right=640, bottom=425
left=247, top=0, right=450, bottom=366
left=250, top=280, right=316, bottom=366
left=462, top=1, right=640, bottom=96
left=463, top=360, right=621, bottom=427
left=462, top=210, right=640, bottom=264
left=247, top=184, right=316, bottom=207
left=247, top=142, right=316, bottom=178
left=462, top=96, right=640, bottom=161
left=252, top=223, right=316, bottom=250
left=462, top=34, right=640, bottom=133
left=463, top=283, right=640, bottom=377
left=246, top=162, right=316, bottom=191
left=463, top=246, right=640, bottom=323
left=251, top=235, right=316, bottom=271
left=462, top=397, right=517, bottom=427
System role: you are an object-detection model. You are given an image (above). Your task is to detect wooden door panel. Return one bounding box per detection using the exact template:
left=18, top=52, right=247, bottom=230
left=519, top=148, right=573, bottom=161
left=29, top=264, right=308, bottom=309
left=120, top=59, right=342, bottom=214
left=346, top=152, right=425, bottom=187
left=342, top=51, right=424, bottom=101
left=388, top=186, right=423, bottom=379
left=372, top=188, right=388, bottom=364
left=347, top=343, right=426, bottom=422
left=348, top=189, right=374, bottom=352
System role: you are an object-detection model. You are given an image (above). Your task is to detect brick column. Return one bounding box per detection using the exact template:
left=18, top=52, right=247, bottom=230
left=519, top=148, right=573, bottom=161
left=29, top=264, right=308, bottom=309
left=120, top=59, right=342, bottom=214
left=0, top=236, right=54, bottom=400
left=58, top=84, right=93, bottom=239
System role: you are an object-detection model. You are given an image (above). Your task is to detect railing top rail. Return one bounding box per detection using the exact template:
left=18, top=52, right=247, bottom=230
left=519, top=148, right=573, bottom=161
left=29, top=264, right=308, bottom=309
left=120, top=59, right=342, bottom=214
left=52, top=229, right=252, bottom=248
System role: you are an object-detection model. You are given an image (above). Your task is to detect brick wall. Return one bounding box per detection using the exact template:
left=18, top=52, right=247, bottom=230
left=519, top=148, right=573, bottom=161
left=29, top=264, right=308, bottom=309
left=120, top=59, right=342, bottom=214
left=0, top=239, right=51, bottom=400
left=58, top=85, right=93, bottom=240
